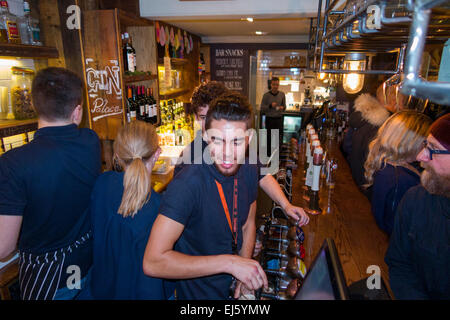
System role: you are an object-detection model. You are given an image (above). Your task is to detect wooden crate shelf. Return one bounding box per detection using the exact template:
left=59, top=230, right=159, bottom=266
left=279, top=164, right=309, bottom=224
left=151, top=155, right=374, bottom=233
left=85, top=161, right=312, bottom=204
left=158, top=58, right=189, bottom=66
left=159, top=88, right=190, bottom=100
left=118, top=9, right=153, bottom=27
left=123, top=73, right=157, bottom=83
left=0, top=43, right=58, bottom=59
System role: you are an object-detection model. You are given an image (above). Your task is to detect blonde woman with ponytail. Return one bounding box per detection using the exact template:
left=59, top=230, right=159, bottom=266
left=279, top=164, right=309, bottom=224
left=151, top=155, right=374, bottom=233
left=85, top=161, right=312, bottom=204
left=364, top=111, right=432, bottom=236
left=86, top=121, right=172, bottom=300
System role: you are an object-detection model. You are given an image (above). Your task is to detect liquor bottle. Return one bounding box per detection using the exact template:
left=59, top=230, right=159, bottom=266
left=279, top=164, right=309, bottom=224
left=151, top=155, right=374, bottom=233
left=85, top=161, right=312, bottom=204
left=1, top=1, right=21, bottom=44
left=30, top=15, right=41, bottom=45
left=18, top=1, right=31, bottom=45
left=123, top=32, right=136, bottom=73
left=0, top=2, right=7, bottom=43
left=125, top=86, right=132, bottom=123
left=175, top=123, right=184, bottom=146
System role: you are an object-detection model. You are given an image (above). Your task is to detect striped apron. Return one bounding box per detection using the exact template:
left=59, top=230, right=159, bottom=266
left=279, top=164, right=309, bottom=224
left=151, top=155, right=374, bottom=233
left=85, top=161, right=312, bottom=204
left=18, top=231, right=91, bottom=300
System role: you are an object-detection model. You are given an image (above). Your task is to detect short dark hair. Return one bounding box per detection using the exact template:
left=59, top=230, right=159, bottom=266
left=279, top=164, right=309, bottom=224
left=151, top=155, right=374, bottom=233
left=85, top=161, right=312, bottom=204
left=205, top=92, right=253, bottom=130
left=32, top=67, right=83, bottom=121
left=271, top=77, right=280, bottom=82
left=189, top=81, right=228, bottom=115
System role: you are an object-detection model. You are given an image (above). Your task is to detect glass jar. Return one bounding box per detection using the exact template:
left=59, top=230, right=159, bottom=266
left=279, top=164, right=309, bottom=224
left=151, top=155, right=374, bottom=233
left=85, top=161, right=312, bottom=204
left=11, top=67, right=35, bottom=120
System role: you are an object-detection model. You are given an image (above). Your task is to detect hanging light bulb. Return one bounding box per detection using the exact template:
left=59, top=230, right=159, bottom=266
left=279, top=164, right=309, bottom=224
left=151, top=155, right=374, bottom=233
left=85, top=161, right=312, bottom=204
left=343, top=53, right=366, bottom=94
left=318, top=63, right=327, bottom=81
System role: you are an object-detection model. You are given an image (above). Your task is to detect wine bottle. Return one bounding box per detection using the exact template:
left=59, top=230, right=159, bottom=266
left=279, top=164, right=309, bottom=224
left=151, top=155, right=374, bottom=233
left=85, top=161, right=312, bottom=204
left=149, top=87, right=158, bottom=124
left=123, top=32, right=136, bottom=73
left=130, top=86, right=137, bottom=121
left=138, top=86, right=146, bottom=121
left=125, top=86, right=132, bottom=123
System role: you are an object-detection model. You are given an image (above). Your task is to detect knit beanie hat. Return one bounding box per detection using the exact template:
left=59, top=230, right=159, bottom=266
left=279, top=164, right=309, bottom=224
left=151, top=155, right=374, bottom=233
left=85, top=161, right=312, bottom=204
left=429, top=113, right=450, bottom=151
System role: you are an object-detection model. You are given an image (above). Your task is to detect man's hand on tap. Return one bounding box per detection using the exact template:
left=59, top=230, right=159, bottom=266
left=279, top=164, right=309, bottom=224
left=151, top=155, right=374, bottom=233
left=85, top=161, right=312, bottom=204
left=283, top=203, right=310, bottom=226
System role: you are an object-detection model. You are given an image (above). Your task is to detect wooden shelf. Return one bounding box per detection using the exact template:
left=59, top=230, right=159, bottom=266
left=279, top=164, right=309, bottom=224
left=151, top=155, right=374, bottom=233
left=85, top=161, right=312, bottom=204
left=171, top=58, right=188, bottom=65
left=0, top=119, right=38, bottom=130
left=159, top=88, right=190, bottom=100
left=0, top=43, right=58, bottom=59
left=123, top=73, right=157, bottom=83
left=158, top=58, right=189, bottom=66
left=118, top=9, right=153, bottom=27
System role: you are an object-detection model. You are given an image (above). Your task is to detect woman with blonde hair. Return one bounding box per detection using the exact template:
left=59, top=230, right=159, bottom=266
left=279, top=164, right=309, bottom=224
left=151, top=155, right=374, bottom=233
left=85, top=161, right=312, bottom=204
left=85, top=121, right=171, bottom=299
left=364, top=111, right=432, bottom=235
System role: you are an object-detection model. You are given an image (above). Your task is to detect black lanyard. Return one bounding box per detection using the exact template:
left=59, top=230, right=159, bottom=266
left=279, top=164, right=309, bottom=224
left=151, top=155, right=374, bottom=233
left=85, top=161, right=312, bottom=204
left=215, top=177, right=239, bottom=254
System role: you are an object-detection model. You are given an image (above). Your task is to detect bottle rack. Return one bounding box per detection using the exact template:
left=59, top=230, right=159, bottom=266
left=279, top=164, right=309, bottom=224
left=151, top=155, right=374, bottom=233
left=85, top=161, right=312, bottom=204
left=310, top=0, right=450, bottom=105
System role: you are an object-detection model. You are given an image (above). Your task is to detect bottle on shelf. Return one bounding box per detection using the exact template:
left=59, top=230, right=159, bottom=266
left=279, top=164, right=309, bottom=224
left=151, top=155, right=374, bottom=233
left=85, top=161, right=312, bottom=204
left=141, top=86, right=149, bottom=123
left=137, top=86, right=146, bottom=121
left=19, top=2, right=41, bottom=46
left=148, top=87, right=158, bottom=124
left=30, top=14, right=41, bottom=45
left=1, top=1, right=21, bottom=44
left=175, top=123, right=184, bottom=146
left=18, top=1, right=31, bottom=45
left=0, top=2, right=7, bottom=43
left=130, top=86, right=137, bottom=121
left=122, top=32, right=136, bottom=73
left=125, top=86, right=132, bottom=123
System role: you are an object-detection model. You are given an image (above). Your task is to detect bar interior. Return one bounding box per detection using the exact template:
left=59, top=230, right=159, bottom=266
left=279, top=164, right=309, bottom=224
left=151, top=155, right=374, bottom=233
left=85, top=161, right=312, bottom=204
left=0, top=0, right=449, bottom=301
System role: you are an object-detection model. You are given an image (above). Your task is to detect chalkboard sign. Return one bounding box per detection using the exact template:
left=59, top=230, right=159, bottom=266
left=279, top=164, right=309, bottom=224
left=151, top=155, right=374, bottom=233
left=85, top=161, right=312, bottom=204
left=210, top=45, right=249, bottom=98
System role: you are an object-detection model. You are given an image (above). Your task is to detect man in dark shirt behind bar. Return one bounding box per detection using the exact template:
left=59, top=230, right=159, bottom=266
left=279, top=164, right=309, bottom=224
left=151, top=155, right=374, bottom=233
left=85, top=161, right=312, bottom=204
left=0, top=67, right=101, bottom=300
left=385, top=113, right=450, bottom=299
left=143, top=93, right=269, bottom=299
left=260, top=77, right=286, bottom=158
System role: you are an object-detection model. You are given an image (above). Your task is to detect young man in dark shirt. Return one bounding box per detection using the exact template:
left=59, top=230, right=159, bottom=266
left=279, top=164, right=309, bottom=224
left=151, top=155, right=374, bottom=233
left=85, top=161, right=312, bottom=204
left=144, top=94, right=270, bottom=300
left=0, top=67, right=101, bottom=300
left=385, top=113, right=450, bottom=299
left=174, top=81, right=228, bottom=176
left=176, top=86, right=309, bottom=224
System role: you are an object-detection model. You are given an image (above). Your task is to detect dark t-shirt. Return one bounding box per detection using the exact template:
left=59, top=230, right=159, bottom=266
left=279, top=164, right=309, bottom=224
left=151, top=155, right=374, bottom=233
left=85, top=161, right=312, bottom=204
left=385, top=186, right=450, bottom=299
left=0, top=124, right=101, bottom=254
left=371, top=164, right=420, bottom=235
left=159, top=161, right=259, bottom=300
left=89, top=171, right=170, bottom=299
left=260, top=91, right=286, bottom=118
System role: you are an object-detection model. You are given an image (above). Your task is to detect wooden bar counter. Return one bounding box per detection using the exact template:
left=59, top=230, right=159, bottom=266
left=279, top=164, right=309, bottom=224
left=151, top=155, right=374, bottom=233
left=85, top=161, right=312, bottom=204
left=289, top=137, right=392, bottom=295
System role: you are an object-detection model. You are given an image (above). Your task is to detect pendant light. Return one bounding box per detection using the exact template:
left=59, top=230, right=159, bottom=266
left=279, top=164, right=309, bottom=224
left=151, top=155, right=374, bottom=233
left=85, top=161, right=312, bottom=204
left=342, top=53, right=366, bottom=94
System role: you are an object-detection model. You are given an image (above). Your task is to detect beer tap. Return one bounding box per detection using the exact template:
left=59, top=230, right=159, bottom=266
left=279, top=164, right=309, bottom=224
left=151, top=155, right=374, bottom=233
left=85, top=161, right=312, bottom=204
left=308, top=145, right=324, bottom=215
left=305, top=138, right=320, bottom=200
left=304, top=127, right=316, bottom=178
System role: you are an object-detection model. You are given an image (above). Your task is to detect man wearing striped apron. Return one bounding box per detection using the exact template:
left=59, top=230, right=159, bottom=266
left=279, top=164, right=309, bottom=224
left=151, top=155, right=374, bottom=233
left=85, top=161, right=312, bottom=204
left=0, top=68, right=101, bottom=300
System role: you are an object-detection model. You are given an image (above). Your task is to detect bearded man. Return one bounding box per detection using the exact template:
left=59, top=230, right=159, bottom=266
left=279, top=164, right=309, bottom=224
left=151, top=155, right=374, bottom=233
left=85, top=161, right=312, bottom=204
left=385, top=113, right=450, bottom=300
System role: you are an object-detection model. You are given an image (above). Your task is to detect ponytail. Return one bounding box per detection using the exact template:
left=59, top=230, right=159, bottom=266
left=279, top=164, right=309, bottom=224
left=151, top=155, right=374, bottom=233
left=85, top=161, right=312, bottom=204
left=113, top=121, right=159, bottom=218
left=117, top=157, right=152, bottom=218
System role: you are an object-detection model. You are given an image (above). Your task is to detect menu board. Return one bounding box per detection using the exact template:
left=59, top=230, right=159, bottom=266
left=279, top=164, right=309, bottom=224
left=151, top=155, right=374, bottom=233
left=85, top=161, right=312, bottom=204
left=210, top=46, right=249, bottom=97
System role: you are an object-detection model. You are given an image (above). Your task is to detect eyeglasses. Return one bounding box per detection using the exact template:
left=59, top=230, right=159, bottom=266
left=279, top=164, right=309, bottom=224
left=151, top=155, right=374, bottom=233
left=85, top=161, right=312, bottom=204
left=422, top=140, right=450, bottom=160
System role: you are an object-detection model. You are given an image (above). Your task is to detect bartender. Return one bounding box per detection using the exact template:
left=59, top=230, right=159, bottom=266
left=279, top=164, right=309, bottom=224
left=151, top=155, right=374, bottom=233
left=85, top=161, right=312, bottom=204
left=260, top=77, right=286, bottom=158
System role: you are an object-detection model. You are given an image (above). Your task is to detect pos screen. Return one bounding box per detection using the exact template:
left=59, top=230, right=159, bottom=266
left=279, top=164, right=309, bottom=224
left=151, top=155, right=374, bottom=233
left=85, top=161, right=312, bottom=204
left=295, top=238, right=349, bottom=300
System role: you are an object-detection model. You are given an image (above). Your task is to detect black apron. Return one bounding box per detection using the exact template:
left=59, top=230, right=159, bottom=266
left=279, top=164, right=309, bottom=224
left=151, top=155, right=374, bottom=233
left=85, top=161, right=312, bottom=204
left=18, top=231, right=91, bottom=300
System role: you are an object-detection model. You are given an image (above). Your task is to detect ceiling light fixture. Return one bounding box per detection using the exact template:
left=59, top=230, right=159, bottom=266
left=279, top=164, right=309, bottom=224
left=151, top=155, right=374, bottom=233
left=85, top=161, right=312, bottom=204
left=342, top=53, right=366, bottom=94
left=255, top=31, right=263, bottom=35
left=247, top=17, right=254, bottom=22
